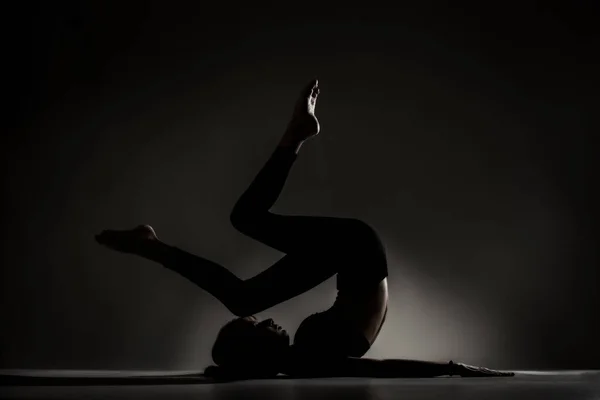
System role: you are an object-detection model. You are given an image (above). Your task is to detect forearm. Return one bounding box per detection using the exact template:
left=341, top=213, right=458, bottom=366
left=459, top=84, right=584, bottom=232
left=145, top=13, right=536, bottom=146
left=359, top=359, right=514, bottom=378
left=375, top=359, right=452, bottom=378
left=292, top=357, right=452, bottom=378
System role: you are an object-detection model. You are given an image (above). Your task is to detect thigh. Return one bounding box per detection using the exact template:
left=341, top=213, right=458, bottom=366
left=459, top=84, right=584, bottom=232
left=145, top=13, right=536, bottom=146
left=335, top=222, right=388, bottom=291
left=241, top=251, right=339, bottom=314
left=240, top=215, right=369, bottom=255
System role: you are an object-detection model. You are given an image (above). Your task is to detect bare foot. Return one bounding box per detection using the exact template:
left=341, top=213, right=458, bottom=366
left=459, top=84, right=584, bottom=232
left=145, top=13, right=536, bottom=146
left=451, top=361, right=515, bottom=377
left=95, top=225, right=158, bottom=255
left=281, top=79, right=321, bottom=147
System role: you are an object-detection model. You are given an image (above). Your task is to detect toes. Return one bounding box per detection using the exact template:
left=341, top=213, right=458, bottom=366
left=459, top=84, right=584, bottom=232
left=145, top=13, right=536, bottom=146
left=95, top=230, right=115, bottom=243
left=301, top=79, right=319, bottom=98
left=311, top=86, right=320, bottom=99
left=95, top=226, right=155, bottom=246
left=309, top=80, right=320, bottom=106
left=310, top=79, right=319, bottom=98
left=95, top=232, right=109, bottom=244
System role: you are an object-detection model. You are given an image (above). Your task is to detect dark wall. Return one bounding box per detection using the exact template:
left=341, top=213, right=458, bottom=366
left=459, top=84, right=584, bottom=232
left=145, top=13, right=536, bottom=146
left=2, top=2, right=597, bottom=370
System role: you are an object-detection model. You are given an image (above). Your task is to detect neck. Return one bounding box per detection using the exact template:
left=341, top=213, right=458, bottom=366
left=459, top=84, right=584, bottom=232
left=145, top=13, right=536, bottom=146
left=279, top=345, right=318, bottom=377
left=278, top=345, right=301, bottom=376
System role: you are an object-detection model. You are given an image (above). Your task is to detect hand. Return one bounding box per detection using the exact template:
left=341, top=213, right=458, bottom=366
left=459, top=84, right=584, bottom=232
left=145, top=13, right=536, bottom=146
left=452, top=361, right=515, bottom=377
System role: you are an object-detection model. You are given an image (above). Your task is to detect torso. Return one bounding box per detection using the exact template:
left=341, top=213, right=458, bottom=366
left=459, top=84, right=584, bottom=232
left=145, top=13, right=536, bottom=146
left=293, top=278, right=389, bottom=357
left=334, top=277, right=388, bottom=345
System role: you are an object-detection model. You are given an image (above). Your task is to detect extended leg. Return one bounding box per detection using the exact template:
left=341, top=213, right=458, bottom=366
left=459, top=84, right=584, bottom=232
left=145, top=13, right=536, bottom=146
left=230, top=144, right=364, bottom=255
left=95, top=225, right=247, bottom=315
left=94, top=225, right=354, bottom=317
left=230, top=79, right=368, bottom=256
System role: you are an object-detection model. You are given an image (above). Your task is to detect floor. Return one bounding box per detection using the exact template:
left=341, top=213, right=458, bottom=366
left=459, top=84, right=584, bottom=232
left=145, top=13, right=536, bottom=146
left=1, top=370, right=598, bottom=400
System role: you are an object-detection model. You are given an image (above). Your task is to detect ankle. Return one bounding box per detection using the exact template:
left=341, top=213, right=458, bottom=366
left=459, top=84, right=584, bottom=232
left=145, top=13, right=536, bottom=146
left=278, top=138, right=304, bottom=154
left=141, top=239, right=171, bottom=263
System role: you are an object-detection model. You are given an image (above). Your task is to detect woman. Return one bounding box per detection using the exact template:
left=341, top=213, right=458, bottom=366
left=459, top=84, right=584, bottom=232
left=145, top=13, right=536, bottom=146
left=96, top=80, right=514, bottom=379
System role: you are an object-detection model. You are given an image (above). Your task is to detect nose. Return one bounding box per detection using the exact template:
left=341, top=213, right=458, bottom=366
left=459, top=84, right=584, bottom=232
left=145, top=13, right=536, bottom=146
left=259, top=319, right=281, bottom=330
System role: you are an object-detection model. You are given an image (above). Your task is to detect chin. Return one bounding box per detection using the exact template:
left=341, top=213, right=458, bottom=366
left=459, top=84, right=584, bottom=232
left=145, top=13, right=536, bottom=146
left=274, top=331, right=289, bottom=345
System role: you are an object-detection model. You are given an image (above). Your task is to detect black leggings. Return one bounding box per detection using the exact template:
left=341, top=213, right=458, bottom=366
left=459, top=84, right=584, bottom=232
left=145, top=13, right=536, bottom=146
left=160, top=146, right=388, bottom=317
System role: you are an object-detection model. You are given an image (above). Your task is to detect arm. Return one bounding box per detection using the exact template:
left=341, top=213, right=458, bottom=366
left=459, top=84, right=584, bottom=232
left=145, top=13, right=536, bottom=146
left=291, top=357, right=452, bottom=378
left=288, top=356, right=514, bottom=378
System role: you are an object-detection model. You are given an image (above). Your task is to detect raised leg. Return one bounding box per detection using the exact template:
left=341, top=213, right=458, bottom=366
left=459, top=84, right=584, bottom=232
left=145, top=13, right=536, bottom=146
left=95, top=225, right=248, bottom=315
left=230, top=80, right=373, bottom=255
left=94, top=222, right=370, bottom=317
left=95, top=80, right=386, bottom=317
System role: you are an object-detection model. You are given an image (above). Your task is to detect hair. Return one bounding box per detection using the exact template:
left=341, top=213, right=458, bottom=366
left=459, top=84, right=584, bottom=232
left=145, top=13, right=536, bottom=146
left=211, top=318, right=255, bottom=367
left=207, top=318, right=280, bottom=380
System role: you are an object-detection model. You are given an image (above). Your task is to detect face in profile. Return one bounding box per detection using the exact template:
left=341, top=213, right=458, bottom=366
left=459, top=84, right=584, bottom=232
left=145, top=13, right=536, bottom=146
left=212, top=316, right=290, bottom=373
left=245, top=316, right=290, bottom=342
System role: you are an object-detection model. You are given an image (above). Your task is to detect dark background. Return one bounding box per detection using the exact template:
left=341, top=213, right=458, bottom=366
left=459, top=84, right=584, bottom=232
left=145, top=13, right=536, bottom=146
left=2, top=2, right=597, bottom=371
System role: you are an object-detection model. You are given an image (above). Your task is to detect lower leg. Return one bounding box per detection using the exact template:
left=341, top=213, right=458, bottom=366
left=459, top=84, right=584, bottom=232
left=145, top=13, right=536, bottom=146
left=229, top=80, right=324, bottom=254
left=230, top=80, right=319, bottom=224
left=95, top=224, right=344, bottom=317
left=230, top=142, right=366, bottom=255
left=229, top=143, right=299, bottom=230
left=95, top=225, right=246, bottom=315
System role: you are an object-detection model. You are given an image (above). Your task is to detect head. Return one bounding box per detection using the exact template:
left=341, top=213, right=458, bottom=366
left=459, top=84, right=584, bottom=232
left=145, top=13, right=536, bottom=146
left=211, top=316, right=290, bottom=377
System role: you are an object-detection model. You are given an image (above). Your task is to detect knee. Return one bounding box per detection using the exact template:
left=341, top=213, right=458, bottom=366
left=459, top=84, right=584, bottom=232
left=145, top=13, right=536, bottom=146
left=229, top=208, right=244, bottom=229
left=230, top=206, right=253, bottom=231
left=344, top=219, right=377, bottom=242
left=224, top=285, right=257, bottom=317
left=343, top=219, right=386, bottom=257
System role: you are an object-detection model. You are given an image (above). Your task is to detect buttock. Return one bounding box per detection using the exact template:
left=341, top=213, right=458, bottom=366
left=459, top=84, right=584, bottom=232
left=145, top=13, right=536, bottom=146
left=335, top=221, right=388, bottom=292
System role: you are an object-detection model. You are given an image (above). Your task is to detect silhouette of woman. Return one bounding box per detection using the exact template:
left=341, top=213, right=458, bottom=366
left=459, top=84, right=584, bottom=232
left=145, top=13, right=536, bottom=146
left=96, top=80, right=514, bottom=379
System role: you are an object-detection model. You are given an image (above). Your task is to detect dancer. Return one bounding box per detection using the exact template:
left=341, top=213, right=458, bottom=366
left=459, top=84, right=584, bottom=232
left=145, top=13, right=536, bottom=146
left=96, top=80, right=514, bottom=379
